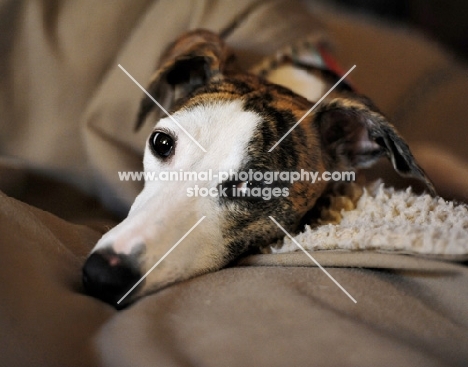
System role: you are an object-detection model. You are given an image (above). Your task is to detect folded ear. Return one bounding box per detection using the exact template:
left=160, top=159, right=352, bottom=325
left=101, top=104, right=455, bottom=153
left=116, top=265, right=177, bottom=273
left=135, top=29, right=235, bottom=130
left=315, top=96, right=436, bottom=195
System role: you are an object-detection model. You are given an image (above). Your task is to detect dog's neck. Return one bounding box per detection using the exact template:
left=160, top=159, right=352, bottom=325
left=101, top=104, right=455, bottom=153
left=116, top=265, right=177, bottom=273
left=249, top=36, right=354, bottom=103
left=267, top=65, right=326, bottom=102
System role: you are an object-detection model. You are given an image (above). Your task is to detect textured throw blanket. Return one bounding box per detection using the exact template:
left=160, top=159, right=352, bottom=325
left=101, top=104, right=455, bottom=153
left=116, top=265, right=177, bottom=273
left=270, top=184, right=468, bottom=260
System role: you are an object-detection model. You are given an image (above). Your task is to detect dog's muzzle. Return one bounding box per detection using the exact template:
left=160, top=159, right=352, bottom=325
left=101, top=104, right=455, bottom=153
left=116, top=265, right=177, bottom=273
left=82, top=250, right=142, bottom=307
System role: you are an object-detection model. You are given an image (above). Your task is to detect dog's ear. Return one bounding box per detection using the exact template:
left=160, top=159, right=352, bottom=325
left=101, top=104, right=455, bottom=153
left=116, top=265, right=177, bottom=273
left=135, top=29, right=234, bottom=130
left=315, top=96, right=436, bottom=195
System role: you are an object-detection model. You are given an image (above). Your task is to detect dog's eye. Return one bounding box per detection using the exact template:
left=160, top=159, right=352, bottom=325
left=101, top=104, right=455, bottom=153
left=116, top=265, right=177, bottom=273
left=149, top=131, right=174, bottom=158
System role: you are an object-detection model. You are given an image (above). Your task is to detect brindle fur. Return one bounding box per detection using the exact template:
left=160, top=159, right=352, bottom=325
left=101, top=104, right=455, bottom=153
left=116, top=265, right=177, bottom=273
left=136, top=29, right=435, bottom=262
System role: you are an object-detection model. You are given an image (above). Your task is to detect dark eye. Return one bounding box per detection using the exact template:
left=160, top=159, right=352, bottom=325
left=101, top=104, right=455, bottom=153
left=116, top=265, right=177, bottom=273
left=149, top=131, right=174, bottom=158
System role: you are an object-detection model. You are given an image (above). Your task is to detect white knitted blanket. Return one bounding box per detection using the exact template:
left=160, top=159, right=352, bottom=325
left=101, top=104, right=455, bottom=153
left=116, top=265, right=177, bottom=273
left=269, top=184, right=468, bottom=260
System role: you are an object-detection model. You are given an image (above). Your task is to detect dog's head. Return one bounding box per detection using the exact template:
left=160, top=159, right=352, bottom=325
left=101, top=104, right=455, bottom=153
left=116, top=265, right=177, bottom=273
left=82, top=30, right=435, bottom=307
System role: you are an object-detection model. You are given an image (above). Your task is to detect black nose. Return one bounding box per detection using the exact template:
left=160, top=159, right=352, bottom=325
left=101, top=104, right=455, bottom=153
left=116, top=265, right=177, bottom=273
left=82, top=250, right=142, bottom=307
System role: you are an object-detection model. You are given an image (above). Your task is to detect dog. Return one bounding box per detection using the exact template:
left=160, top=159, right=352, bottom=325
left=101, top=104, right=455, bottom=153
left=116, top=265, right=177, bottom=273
left=82, top=30, right=435, bottom=307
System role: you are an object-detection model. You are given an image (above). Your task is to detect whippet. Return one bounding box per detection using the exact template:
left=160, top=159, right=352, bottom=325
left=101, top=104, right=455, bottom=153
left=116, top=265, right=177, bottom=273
left=82, top=30, right=435, bottom=307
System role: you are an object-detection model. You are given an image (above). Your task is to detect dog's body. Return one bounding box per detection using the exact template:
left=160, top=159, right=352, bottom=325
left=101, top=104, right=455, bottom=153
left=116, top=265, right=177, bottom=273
left=83, top=30, right=435, bottom=307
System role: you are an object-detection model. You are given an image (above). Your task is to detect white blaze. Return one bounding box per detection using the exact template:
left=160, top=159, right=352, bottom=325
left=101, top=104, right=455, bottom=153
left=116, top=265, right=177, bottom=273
left=91, top=99, right=261, bottom=295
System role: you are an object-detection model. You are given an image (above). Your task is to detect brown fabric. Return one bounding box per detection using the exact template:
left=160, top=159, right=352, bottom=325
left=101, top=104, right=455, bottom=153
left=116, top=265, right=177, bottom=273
left=0, top=191, right=114, bottom=367
left=1, top=191, right=468, bottom=366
